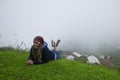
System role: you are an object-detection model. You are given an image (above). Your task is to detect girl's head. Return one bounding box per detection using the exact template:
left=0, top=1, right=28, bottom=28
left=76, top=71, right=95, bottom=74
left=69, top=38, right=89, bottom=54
left=33, top=36, right=44, bottom=49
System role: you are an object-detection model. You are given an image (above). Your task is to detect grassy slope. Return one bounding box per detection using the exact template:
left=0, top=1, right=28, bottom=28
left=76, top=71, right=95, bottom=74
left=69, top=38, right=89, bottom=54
left=0, top=51, right=120, bottom=80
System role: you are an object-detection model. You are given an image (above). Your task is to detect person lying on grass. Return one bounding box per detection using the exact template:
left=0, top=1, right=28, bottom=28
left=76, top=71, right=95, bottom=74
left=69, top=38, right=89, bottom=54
left=26, top=36, right=61, bottom=65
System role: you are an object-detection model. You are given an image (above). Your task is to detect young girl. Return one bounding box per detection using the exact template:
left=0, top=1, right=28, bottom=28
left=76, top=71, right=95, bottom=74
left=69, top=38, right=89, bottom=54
left=26, top=36, right=60, bottom=65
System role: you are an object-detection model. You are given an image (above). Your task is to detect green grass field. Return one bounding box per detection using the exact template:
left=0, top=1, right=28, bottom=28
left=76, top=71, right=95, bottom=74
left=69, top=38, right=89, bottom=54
left=0, top=50, right=120, bottom=80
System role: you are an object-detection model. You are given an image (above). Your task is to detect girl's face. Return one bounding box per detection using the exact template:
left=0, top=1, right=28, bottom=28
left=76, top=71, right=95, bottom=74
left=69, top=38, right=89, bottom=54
left=33, top=40, right=41, bottom=49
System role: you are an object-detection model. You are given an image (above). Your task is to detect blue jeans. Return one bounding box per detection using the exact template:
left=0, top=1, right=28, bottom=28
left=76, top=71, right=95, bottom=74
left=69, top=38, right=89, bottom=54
left=52, top=50, right=60, bottom=60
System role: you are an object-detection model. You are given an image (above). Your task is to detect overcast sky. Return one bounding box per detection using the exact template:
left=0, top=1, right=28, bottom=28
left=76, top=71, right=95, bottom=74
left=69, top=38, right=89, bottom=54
left=0, top=0, right=120, bottom=52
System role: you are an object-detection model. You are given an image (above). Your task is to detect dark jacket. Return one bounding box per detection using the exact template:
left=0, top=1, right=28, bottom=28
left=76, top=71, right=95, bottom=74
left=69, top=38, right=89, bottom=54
left=28, top=42, right=60, bottom=64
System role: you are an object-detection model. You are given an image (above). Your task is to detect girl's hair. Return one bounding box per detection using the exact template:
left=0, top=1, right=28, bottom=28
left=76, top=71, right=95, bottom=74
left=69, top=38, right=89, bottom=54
left=34, top=36, right=44, bottom=44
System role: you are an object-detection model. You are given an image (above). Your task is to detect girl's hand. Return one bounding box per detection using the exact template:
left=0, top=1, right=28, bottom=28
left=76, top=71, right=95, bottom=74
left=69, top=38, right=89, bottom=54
left=26, top=60, right=33, bottom=65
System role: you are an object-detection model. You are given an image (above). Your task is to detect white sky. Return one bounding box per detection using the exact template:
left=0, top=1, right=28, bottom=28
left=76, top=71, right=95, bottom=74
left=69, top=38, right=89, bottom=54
left=0, top=0, right=120, bottom=52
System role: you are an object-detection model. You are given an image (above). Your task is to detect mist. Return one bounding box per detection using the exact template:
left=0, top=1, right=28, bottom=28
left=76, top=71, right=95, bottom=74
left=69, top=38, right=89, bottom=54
left=0, top=0, right=120, bottom=53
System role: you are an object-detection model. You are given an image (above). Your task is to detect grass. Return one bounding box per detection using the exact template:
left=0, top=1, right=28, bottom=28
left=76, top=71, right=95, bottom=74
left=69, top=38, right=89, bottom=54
left=0, top=50, right=120, bottom=80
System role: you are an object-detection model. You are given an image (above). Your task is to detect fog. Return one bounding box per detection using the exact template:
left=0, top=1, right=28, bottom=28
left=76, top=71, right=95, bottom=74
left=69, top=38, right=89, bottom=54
left=0, top=0, right=120, bottom=52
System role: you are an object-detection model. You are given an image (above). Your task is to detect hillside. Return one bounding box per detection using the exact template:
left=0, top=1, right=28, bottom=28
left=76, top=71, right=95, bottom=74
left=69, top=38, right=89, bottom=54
left=0, top=50, right=120, bottom=80
left=95, top=47, right=120, bottom=66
